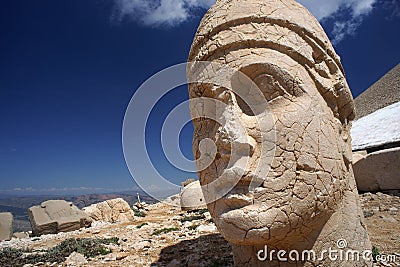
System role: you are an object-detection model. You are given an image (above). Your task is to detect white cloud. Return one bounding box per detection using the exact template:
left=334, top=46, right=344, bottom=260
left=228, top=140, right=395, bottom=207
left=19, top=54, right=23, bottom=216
left=112, top=0, right=379, bottom=43
left=297, top=0, right=377, bottom=44
left=331, top=19, right=362, bottom=45
left=295, top=0, right=376, bottom=20
left=112, top=0, right=215, bottom=27
left=297, top=0, right=343, bottom=20
left=351, top=0, right=375, bottom=16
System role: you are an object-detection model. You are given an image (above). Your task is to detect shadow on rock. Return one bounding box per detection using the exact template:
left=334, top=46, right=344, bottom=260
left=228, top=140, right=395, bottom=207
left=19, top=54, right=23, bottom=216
left=152, top=233, right=234, bottom=267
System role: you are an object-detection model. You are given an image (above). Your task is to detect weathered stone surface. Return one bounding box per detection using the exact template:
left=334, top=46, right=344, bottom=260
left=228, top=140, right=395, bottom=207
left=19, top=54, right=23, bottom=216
left=0, top=212, right=13, bottom=241
left=187, top=0, right=371, bottom=266
left=133, top=239, right=151, bottom=251
left=353, top=150, right=368, bottom=164
left=180, top=180, right=207, bottom=211
left=354, top=147, right=400, bottom=192
left=28, top=200, right=91, bottom=236
left=83, top=198, right=135, bottom=223
left=162, top=194, right=180, bottom=207
left=182, top=178, right=195, bottom=187
left=12, top=232, right=30, bottom=239
left=65, top=252, right=87, bottom=266
left=197, top=224, right=217, bottom=233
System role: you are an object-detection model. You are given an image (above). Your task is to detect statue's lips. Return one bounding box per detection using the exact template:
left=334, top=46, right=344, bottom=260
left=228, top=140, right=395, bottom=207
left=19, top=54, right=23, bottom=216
left=224, top=193, right=254, bottom=206
left=216, top=171, right=265, bottom=187
left=219, top=181, right=256, bottom=216
left=202, top=171, right=269, bottom=208
left=208, top=172, right=265, bottom=208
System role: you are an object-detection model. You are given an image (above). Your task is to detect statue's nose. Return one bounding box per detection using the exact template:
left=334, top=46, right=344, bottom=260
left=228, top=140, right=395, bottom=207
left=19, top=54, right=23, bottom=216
left=232, top=135, right=256, bottom=157
left=216, top=126, right=256, bottom=157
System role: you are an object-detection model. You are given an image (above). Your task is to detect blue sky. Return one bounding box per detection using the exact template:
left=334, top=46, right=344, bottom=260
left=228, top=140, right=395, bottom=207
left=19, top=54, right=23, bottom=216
left=0, top=0, right=399, bottom=196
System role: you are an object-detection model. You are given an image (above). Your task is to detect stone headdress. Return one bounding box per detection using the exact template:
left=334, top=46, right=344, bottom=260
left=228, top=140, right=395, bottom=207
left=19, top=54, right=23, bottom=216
left=188, top=0, right=355, bottom=123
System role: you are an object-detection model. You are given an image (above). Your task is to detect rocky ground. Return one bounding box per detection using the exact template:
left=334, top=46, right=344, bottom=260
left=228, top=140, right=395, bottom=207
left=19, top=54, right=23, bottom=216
left=0, top=192, right=399, bottom=267
left=360, top=192, right=400, bottom=262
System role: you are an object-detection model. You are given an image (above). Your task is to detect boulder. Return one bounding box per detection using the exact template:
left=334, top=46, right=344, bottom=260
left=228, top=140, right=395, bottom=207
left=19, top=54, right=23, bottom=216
left=65, top=252, right=88, bottom=266
left=353, top=150, right=367, bottom=164
left=28, top=200, right=92, bottom=236
left=12, top=232, right=30, bottom=239
left=197, top=224, right=217, bottom=233
left=354, top=147, right=400, bottom=192
left=83, top=198, right=135, bottom=223
left=180, top=180, right=207, bottom=211
left=162, top=194, right=180, bottom=207
left=0, top=212, right=13, bottom=241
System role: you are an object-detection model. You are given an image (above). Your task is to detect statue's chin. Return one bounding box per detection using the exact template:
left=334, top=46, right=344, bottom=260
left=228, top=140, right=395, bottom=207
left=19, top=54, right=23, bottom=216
left=216, top=205, right=275, bottom=245
left=205, top=178, right=296, bottom=245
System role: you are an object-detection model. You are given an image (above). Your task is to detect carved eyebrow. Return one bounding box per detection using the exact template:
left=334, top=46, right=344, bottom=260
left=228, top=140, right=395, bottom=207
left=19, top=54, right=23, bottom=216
left=189, top=63, right=302, bottom=101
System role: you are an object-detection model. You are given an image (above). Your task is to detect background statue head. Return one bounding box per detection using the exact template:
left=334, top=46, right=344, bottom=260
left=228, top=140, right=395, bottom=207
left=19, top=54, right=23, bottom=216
left=188, top=0, right=371, bottom=265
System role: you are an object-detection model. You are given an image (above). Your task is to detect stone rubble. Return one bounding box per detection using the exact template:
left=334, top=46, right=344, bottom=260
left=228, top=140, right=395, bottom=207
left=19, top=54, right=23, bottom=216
left=82, top=198, right=135, bottom=223
left=0, top=194, right=398, bottom=266
left=65, top=252, right=88, bottom=266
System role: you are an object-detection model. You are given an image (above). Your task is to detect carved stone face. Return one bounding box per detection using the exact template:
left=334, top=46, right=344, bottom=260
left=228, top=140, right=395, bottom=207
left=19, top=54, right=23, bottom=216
left=188, top=0, right=355, bottom=247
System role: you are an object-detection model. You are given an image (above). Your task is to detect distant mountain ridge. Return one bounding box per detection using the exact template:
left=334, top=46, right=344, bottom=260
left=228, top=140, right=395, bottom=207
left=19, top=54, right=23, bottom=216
left=354, top=63, right=400, bottom=119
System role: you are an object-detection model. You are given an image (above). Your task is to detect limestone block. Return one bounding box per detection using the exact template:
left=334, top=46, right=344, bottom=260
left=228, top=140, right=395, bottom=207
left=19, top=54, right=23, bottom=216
left=0, top=212, right=13, bottom=241
left=354, top=147, right=400, bottom=192
left=353, top=150, right=367, bottom=164
left=28, top=200, right=91, bottom=236
left=83, top=198, right=135, bottom=223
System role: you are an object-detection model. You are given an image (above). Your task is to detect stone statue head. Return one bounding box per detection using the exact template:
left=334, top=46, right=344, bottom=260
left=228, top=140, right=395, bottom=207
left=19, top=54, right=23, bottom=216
left=187, top=0, right=370, bottom=261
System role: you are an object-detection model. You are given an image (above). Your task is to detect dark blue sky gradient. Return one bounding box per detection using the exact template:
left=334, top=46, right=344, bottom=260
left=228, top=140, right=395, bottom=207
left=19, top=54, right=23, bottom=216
left=0, top=0, right=399, bottom=195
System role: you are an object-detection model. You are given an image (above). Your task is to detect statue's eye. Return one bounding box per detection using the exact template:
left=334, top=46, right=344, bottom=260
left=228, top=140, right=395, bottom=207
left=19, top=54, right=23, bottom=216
left=233, top=74, right=284, bottom=116
left=234, top=92, right=256, bottom=116
left=253, top=73, right=285, bottom=102
left=230, top=67, right=283, bottom=116
left=231, top=64, right=303, bottom=116
left=231, top=72, right=267, bottom=116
